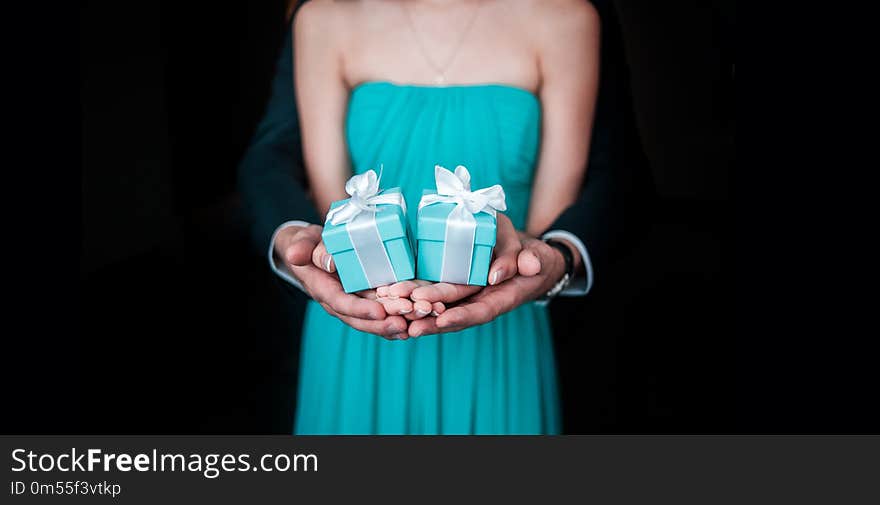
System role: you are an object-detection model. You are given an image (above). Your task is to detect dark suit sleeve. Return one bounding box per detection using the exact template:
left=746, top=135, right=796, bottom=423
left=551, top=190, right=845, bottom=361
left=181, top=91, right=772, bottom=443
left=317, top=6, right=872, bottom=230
left=546, top=1, right=656, bottom=276
left=237, top=22, right=320, bottom=258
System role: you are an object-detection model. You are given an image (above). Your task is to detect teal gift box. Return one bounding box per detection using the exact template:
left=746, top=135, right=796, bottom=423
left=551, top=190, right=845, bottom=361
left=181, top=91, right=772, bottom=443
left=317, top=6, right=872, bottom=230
left=416, top=189, right=497, bottom=286
left=322, top=187, right=416, bottom=293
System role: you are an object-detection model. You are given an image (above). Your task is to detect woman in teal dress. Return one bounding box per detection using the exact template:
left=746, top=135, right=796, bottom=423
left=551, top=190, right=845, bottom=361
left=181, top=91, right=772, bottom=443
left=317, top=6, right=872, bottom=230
left=291, top=0, right=600, bottom=434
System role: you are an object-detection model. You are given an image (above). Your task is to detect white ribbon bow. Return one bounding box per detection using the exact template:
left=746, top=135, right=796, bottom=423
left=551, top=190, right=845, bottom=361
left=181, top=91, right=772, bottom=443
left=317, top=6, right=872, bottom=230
left=325, top=169, right=406, bottom=225
left=418, top=165, right=507, bottom=216
left=418, top=165, right=506, bottom=285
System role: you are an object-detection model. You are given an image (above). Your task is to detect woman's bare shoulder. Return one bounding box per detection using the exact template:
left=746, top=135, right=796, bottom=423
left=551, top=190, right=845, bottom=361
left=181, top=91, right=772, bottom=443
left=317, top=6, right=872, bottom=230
left=514, top=0, right=600, bottom=45
left=521, top=0, right=598, bottom=20
left=293, top=0, right=379, bottom=25
left=293, top=0, right=386, bottom=45
left=293, top=0, right=336, bottom=43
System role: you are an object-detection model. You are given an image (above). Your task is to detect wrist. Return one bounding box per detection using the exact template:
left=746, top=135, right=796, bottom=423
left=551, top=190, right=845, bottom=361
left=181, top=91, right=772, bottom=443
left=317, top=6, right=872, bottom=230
left=554, top=238, right=582, bottom=271
left=540, top=239, right=574, bottom=300
left=546, top=240, right=574, bottom=278
left=547, top=237, right=587, bottom=284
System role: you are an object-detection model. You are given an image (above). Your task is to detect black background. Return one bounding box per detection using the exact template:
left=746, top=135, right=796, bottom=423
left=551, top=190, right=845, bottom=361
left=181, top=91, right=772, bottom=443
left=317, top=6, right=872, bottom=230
left=9, top=1, right=739, bottom=434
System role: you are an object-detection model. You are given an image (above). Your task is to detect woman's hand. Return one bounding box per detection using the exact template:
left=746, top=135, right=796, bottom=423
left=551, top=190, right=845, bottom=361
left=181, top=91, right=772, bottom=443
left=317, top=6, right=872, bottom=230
left=376, top=281, right=444, bottom=320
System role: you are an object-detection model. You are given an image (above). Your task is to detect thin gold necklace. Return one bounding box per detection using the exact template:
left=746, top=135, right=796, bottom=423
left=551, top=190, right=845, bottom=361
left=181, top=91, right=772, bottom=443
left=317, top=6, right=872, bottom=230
left=401, top=1, right=483, bottom=85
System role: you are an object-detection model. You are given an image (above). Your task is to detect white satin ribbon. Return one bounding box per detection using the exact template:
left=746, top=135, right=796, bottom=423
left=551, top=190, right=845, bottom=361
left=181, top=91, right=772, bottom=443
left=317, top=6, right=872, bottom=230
left=418, top=165, right=506, bottom=284
left=326, top=169, right=406, bottom=225
left=325, top=170, right=405, bottom=288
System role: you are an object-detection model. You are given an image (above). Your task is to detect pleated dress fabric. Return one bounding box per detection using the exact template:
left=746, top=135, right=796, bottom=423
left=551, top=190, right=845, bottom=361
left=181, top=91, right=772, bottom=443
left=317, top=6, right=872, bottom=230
left=294, top=82, right=561, bottom=434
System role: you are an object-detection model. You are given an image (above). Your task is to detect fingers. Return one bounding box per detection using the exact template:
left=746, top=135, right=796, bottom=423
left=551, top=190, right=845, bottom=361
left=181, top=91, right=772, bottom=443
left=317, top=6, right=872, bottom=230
left=408, top=317, right=439, bottom=338
left=377, top=279, right=433, bottom=299
left=328, top=291, right=387, bottom=321
left=311, top=241, right=336, bottom=273
left=296, top=265, right=386, bottom=321
left=355, top=289, right=379, bottom=301
left=410, top=277, right=524, bottom=336
left=375, top=280, right=432, bottom=318
left=487, top=214, right=521, bottom=285
left=517, top=239, right=543, bottom=276
left=435, top=300, right=498, bottom=330
left=376, top=296, right=415, bottom=317
left=322, top=303, right=410, bottom=340
left=407, top=299, right=434, bottom=320
left=281, top=224, right=323, bottom=267
left=410, top=282, right=482, bottom=304
left=408, top=303, right=491, bottom=337
left=407, top=301, right=449, bottom=336
left=405, top=300, right=446, bottom=323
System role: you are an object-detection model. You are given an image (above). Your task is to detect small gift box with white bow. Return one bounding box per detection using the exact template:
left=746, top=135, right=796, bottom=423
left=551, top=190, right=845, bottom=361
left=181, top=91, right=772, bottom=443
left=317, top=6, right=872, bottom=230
left=416, top=165, right=507, bottom=286
left=322, top=169, right=416, bottom=293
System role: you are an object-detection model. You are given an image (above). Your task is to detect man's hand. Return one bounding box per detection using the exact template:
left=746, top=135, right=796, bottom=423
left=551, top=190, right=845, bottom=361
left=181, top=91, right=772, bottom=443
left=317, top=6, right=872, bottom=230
left=406, top=233, right=569, bottom=337
left=274, top=225, right=410, bottom=340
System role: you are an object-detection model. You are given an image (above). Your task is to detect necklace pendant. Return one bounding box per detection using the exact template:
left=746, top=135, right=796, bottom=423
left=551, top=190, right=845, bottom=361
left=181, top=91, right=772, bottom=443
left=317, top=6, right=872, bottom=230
left=434, top=74, right=446, bottom=85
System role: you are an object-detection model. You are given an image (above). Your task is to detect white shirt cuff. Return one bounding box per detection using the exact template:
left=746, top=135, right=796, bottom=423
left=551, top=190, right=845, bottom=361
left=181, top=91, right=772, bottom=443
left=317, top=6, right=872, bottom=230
left=541, top=229, right=594, bottom=296
left=268, top=220, right=313, bottom=293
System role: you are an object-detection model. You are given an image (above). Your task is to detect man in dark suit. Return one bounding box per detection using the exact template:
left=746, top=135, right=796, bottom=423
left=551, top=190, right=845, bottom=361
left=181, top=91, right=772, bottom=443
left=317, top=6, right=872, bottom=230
left=237, top=0, right=653, bottom=338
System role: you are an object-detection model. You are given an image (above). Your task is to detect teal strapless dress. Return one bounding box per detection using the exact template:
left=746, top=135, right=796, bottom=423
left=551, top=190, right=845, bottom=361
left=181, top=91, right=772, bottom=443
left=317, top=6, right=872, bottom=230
left=294, top=82, right=560, bottom=434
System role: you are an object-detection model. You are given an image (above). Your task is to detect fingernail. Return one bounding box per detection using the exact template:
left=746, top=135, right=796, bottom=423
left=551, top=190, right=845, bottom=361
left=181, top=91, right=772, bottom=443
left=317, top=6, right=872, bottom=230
left=393, top=332, right=408, bottom=340
left=416, top=309, right=430, bottom=316
left=322, top=254, right=332, bottom=272
left=398, top=308, right=412, bottom=315
left=490, top=269, right=503, bottom=285
left=430, top=310, right=440, bottom=316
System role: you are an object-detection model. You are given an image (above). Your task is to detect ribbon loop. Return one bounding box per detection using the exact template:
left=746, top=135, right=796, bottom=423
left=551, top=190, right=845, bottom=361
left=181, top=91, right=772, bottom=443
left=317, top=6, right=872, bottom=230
left=418, top=165, right=507, bottom=217
left=326, top=169, right=406, bottom=225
